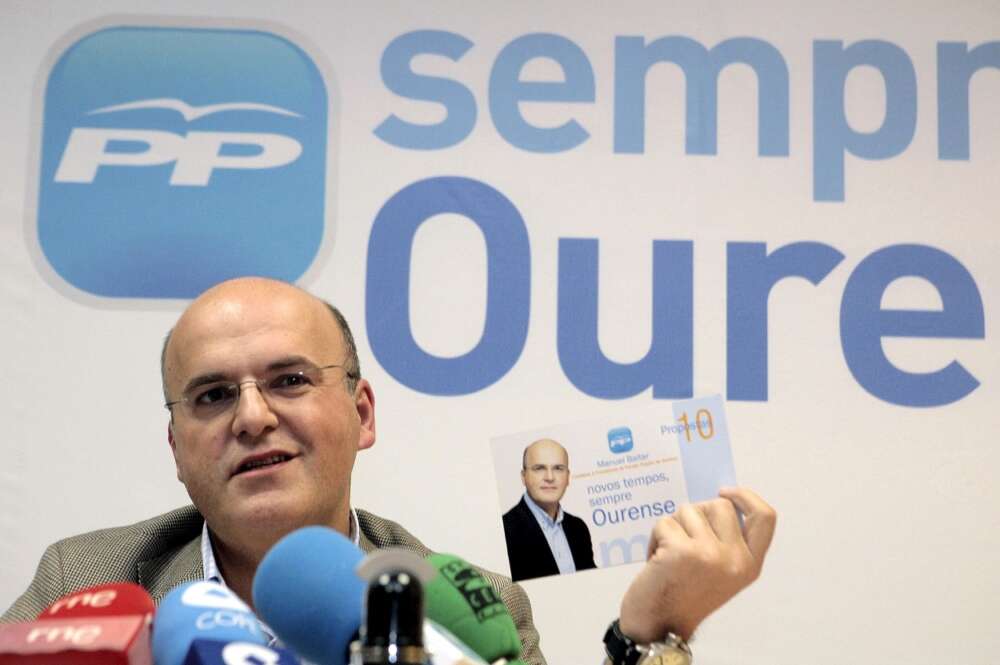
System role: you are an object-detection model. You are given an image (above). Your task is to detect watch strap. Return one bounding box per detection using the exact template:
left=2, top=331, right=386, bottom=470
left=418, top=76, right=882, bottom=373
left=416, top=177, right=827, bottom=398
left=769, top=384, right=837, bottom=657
left=603, top=619, right=644, bottom=665
left=603, top=620, right=693, bottom=665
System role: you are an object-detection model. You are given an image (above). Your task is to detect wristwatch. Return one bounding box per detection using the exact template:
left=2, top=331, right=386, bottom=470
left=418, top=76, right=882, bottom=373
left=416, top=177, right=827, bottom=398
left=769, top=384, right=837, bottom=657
left=603, top=619, right=693, bottom=665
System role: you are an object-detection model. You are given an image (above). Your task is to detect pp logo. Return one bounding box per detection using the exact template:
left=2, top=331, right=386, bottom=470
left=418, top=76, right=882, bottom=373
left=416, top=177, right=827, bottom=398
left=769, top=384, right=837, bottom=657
left=607, top=427, right=634, bottom=454
left=35, top=25, right=329, bottom=298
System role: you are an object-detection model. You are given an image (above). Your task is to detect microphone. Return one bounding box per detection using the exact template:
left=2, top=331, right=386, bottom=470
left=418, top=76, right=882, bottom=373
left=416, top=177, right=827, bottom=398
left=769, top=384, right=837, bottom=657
left=423, top=555, right=526, bottom=665
left=352, top=550, right=436, bottom=664
left=0, top=582, right=155, bottom=664
left=252, top=526, right=366, bottom=665
left=37, top=582, right=156, bottom=621
left=150, top=580, right=273, bottom=665
left=252, top=527, right=485, bottom=665
left=179, top=641, right=301, bottom=665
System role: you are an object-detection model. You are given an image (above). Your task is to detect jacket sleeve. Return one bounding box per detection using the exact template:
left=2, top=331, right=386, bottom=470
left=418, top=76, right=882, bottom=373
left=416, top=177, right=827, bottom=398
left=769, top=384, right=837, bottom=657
left=2, top=542, right=66, bottom=623
left=498, top=576, right=547, bottom=665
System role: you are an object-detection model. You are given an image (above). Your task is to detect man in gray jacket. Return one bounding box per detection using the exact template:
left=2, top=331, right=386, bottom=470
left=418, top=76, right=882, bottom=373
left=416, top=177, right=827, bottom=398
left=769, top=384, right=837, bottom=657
left=3, top=277, right=776, bottom=665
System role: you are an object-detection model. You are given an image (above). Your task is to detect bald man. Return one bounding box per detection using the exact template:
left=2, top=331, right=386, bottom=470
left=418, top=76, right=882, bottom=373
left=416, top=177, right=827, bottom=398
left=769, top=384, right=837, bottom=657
left=4, top=278, right=778, bottom=665
left=2, top=278, right=545, bottom=663
left=502, top=439, right=597, bottom=582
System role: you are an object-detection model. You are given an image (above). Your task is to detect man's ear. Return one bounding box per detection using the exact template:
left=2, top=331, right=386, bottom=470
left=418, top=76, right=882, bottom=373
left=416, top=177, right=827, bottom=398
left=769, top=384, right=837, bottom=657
left=167, top=422, right=184, bottom=482
left=355, top=379, right=377, bottom=451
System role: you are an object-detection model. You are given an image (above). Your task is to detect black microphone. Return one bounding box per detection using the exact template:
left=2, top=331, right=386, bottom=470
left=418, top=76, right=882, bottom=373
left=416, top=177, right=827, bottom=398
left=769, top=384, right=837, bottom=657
left=352, top=550, right=436, bottom=665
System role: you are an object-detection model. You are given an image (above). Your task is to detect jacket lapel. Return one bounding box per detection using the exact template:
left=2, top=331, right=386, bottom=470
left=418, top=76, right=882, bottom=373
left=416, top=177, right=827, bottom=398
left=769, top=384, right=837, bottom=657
left=138, top=534, right=204, bottom=604
left=359, top=528, right=377, bottom=554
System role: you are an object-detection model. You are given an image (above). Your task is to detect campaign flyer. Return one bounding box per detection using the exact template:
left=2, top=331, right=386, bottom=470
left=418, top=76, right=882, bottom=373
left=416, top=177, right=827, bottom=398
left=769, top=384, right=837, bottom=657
left=490, top=395, right=737, bottom=582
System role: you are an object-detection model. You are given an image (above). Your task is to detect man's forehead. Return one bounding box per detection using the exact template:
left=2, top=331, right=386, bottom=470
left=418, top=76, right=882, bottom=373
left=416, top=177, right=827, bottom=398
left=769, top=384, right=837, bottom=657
left=165, top=279, right=342, bottom=379
left=526, top=440, right=568, bottom=463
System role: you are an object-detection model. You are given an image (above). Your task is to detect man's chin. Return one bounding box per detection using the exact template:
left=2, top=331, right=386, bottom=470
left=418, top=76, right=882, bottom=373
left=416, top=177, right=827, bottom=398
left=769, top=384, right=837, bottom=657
left=209, top=496, right=308, bottom=541
left=240, top=495, right=309, bottom=526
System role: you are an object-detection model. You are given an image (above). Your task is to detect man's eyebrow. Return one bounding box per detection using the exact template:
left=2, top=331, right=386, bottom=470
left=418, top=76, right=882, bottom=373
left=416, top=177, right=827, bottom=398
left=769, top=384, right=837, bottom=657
left=182, top=373, right=229, bottom=395
left=265, top=356, right=315, bottom=371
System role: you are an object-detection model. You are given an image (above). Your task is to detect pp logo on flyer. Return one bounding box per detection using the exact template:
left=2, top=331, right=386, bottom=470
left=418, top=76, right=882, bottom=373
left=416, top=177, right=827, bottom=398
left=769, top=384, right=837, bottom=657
left=36, top=25, right=329, bottom=298
left=607, top=427, right=634, bottom=454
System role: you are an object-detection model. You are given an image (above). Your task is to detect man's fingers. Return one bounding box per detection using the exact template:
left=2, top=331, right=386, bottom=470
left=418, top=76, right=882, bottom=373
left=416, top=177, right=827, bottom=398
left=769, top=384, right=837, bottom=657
left=674, top=503, right=715, bottom=541
left=698, top=498, right=744, bottom=544
left=719, top=486, right=777, bottom=561
left=628, top=488, right=776, bottom=644
left=646, top=513, right=688, bottom=558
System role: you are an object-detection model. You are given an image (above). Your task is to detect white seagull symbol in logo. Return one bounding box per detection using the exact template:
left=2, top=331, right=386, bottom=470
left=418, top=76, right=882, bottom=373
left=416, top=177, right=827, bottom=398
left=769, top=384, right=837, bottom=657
left=87, top=98, right=302, bottom=121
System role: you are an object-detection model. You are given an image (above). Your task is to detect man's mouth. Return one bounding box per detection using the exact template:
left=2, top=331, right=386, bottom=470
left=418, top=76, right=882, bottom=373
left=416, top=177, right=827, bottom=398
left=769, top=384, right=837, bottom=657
left=234, top=453, right=294, bottom=476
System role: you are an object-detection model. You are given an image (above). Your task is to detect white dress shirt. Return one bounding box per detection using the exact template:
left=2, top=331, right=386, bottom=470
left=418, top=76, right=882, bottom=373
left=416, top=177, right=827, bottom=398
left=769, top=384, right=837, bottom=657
left=523, top=492, right=577, bottom=575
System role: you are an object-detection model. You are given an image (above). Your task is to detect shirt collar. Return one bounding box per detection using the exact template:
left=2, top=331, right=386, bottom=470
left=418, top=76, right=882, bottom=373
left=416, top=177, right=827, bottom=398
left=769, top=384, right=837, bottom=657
left=523, top=491, right=564, bottom=526
left=200, top=508, right=362, bottom=584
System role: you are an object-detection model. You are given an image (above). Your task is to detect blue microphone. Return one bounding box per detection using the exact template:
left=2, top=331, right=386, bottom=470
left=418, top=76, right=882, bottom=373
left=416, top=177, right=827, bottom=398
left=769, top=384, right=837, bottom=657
left=252, top=526, right=366, bottom=665
left=182, top=640, right=300, bottom=665
left=151, top=581, right=268, bottom=665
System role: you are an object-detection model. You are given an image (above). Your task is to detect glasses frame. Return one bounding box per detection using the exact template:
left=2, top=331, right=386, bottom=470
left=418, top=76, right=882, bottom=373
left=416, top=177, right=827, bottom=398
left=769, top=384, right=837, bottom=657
left=164, top=363, right=359, bottom=415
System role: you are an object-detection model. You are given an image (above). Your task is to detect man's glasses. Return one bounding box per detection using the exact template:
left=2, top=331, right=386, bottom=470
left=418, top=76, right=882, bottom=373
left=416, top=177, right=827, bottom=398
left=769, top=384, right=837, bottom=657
left=165, top=364, right=358, bottom=419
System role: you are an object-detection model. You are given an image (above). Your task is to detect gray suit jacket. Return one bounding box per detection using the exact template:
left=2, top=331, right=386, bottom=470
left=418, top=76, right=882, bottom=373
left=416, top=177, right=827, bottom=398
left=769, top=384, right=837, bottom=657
left=1, top=505, right=545, bottom=665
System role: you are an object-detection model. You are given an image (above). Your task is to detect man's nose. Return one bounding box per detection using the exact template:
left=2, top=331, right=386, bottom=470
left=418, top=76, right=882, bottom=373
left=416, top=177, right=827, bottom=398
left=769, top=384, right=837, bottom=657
left=231, top=381, right=278, bottom=439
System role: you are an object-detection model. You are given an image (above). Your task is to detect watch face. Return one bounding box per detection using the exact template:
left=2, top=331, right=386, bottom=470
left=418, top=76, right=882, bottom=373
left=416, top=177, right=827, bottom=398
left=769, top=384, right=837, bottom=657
left=645, top=649, right=691, bottom=665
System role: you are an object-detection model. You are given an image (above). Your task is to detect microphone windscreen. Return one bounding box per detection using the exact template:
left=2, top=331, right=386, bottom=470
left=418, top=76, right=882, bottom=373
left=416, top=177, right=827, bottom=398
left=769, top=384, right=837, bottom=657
left=151, top=581, right=267, bottom=665
left=181, top=639, right=301, bottom=664
left=37, top=582, right=155, bottom=621
left=2, top=585, right=154, bottom=664
left=423, top=554, right=522, bottom=663
left=0, top=617, right=151, bottom=664
left=252, top=526, right=365, bottom=665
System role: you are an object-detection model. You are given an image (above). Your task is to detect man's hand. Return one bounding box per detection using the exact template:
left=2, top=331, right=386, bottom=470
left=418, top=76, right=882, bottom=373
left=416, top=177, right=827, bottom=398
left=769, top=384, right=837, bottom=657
left=618, top=487, right=776, bottom=643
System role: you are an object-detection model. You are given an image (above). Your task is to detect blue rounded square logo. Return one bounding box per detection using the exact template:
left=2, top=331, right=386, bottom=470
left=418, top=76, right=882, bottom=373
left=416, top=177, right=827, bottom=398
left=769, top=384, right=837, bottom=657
left=35, top=24, right=329, bottom=299
left=607, top=427, right=634, bottom=454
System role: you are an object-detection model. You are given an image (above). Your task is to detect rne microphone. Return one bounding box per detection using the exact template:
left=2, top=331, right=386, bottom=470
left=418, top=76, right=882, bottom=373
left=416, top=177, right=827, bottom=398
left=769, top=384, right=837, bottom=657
left=36, top=582, right=155, bottom=621
left=0, top=582, right=155, bottom=664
